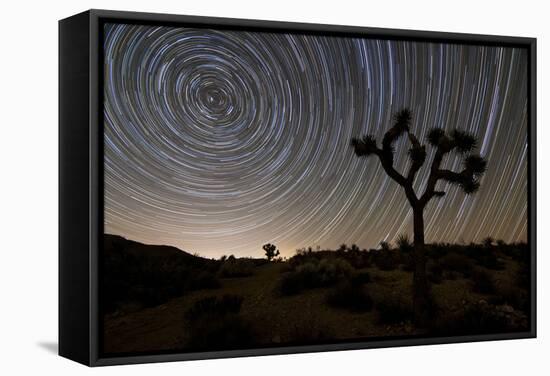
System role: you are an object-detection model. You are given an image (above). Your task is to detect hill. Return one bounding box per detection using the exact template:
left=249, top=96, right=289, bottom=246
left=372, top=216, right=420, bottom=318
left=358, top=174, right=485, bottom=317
left=102, top=234, right=220, bottom=313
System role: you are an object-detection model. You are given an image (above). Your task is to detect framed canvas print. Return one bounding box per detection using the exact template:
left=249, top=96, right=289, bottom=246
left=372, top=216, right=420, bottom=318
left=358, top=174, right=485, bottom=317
left=59, top=9, right=536, bottom=366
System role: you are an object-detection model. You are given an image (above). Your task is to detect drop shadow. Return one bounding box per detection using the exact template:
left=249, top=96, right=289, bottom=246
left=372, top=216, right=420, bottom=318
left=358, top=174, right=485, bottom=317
left=37, top=341, right=58, bottom=355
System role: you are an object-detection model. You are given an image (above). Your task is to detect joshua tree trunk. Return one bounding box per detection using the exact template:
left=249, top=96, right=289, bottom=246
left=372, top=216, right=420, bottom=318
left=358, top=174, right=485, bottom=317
left=351, top=108, right=487, bottom=328
left=412, top=205, right=429, bottom=326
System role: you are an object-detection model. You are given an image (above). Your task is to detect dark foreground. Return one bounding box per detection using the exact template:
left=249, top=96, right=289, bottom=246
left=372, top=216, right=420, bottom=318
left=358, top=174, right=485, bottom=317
left=102, top=235, right=530, bottom=354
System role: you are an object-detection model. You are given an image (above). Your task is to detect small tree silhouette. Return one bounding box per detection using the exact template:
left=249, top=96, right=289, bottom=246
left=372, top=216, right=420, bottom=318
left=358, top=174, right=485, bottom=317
left=379, top=241, right=391, bottom=251
left=263, top=243, right=280, bottom=261
left=351, top=108, right=487, bottom=325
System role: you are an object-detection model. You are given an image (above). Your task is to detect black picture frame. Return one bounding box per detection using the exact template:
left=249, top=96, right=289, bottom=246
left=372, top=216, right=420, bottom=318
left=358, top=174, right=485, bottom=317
left=59, top=8, right=537, bottom=367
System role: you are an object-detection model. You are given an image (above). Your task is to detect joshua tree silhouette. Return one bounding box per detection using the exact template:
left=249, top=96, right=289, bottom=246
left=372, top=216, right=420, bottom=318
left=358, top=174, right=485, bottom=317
left=351, top=108, right=487, bottom=325
left=263, top=243, right=280, bottom=261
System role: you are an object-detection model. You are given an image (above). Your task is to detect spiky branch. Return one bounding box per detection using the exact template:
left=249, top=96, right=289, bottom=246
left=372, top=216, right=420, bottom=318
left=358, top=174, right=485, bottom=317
left=350, top=108, right=487, bottom=326
left=350, top=108, right=487, bottom=209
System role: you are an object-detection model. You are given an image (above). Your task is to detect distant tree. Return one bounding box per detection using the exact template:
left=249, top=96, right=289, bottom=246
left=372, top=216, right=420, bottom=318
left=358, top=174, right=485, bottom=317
left=263, top=243, right=280, bottom=261
left=379, top=241, right=391, bottom=251
left=351, top=108, right=487, bottom=325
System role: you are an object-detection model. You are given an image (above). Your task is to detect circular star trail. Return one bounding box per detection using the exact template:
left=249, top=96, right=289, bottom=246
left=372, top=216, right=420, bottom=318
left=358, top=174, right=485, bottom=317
left=103, top=23, right=528, bottom=258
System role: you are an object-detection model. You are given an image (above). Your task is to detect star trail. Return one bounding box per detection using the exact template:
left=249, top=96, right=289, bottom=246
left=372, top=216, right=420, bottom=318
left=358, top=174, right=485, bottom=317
left=103, top=23, right=528, bottom=258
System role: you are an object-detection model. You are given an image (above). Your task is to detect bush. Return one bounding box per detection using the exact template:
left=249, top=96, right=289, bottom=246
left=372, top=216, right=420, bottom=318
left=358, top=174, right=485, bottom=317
left=288, top=318, right=332, bottom=344
left=427, top=262, right=443, bottom=284
left=278, top=258, right=354, bottom=295
left=183, top=295, right=255, bottom=351
left=489, top=285, right=528, bottom=312
left=187, top=271, right=221, bottom=290
left=375, top=295, right=413, bottom=324
left=470, top=269, right=496, bottom=294
left=470, top=248, right=503, bottom=270
left=326, top=282, right=373, bottom=312
left=396, top=234, right=413, bottom=253
left=431, top=302, right=511, bottom=335
left=219, top=258, right=255, bottom=278
left=345, top=252, right=371, bottom=269
left=186, top=314, right=255, bottom=351
left=185, top=295, right=243, bottom=321
left=400, top=253, right=415, bottom=272
left=371, top=250, right=400, bottom=271
left=279, top=272, right=305, bottom=295
left=351, top=271, right=371, bottom=285
left=439, top=252, right=473, bottom=276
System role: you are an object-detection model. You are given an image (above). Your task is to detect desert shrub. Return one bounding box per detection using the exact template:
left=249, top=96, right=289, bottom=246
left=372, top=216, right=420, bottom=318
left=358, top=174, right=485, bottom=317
left=186, top=270, right=221, bottom=290
left=278, top=272, right=305, bottom=295
left=317, top=258, right=355, bottom=282
left=278, top=258, right=354, bottom=295
left=427, top=262, right=443, bottom=284
left=252, top=258, right=269, bottom=267
left=185, top=295, right=243, bottom=321
left=375, top=295, right=413, bottom=324
left=439, top=252, right=473, bottom=277
left=396, top=234, right=413, bottom=253
left=186, top=314, right=255, bottom=351
left=184, top=295, right=254, bottom=351
left=431, top=302, right=511, bottom=335
left=288, top=318, right=332, bottom=344
left=351, top=271, right=371, bottom=285
left=482, top=237, right=495, bottom=247
left=326, top=282, right=373, bottom=312
left=502, top=243, right=529, bottom=264
left=469, top=248, right=503, bottom=270
left=345, top=251, right=371, bottom=269
left=371, top=250, right=400, bottom=271
left=489, top=285, right=529, bottom=312
left=379, top=241, right=391, bottom=251
left=218, top=258, right=255, bottom=278
left=470, top=269, right=496, bottom=294
left=400, top=253, right=415, bottom=272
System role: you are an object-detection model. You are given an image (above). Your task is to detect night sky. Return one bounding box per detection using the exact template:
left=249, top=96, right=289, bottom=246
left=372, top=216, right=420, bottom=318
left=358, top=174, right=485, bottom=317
left=103, top=23, right=528, bottom=258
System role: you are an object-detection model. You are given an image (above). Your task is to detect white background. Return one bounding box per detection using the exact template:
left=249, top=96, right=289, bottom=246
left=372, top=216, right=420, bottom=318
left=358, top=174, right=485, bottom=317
left=0, top=0, right=547, bottom=374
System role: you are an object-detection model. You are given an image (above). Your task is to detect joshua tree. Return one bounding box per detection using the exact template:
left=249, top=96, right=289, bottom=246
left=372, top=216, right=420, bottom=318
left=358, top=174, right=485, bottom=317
left=263, top=243, right=280, bottom=261
left=351, top=108, right=487, bottom=324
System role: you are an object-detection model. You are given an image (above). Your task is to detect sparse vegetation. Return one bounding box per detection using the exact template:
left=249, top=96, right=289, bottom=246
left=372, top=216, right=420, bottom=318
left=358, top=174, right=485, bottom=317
left=183, top=295, right=255, bottom=351
left=375, top=295, right=413, bottom=325
left=326, top=282, right=373, bottom=312
left=351, top=108, right=488, bottom=325
left=439, top=252, right=473, bottom=277
left=470, top=269, right=496, bottom=294
left=431, top=301, right=521, bottom=336
left=219, top=257, right=256, bottom=278
left=279, top=258, right=354, bottom=295
left=103, top=235, right=529, bottom=354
